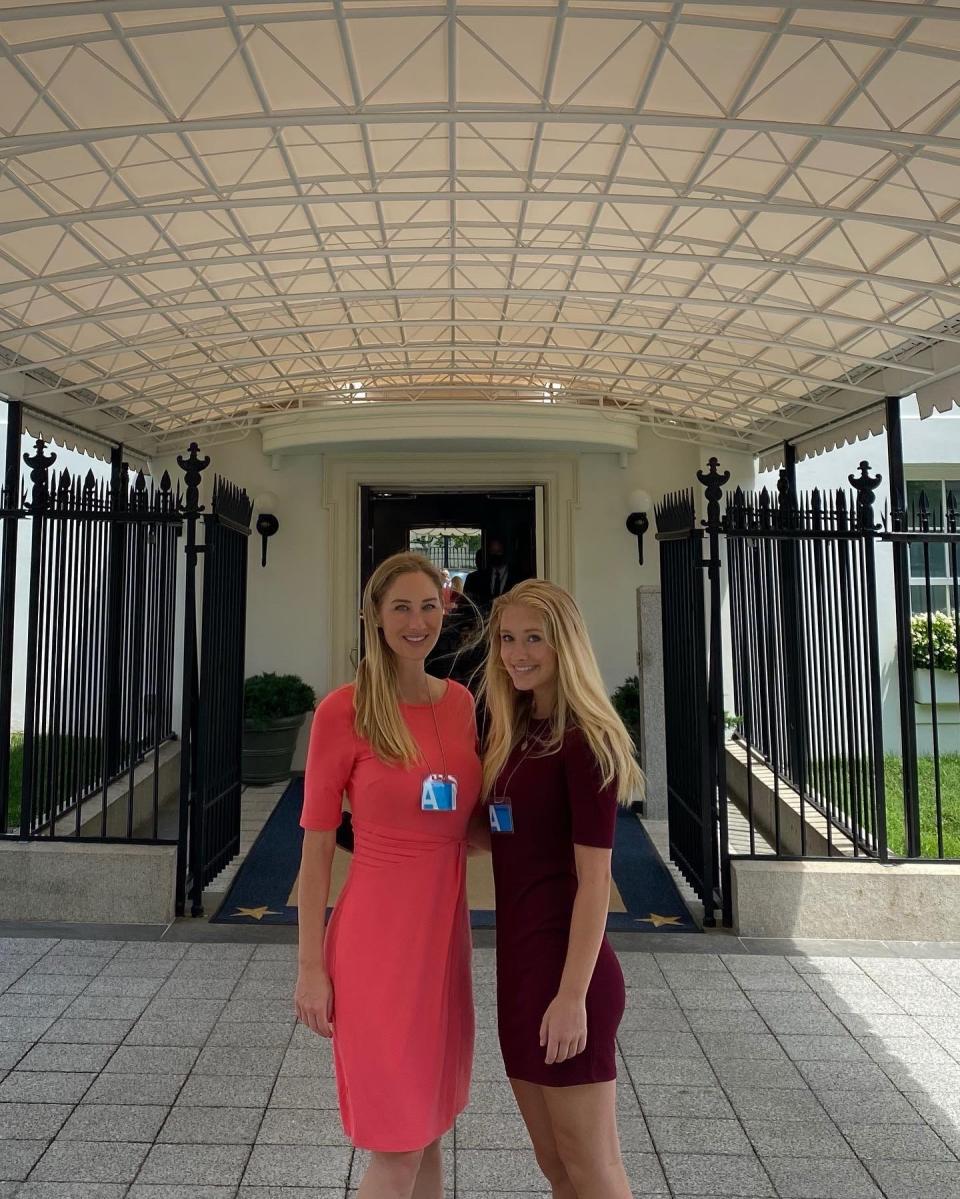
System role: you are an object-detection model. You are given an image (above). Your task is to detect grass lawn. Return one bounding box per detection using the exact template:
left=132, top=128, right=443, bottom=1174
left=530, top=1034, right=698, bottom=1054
left=885, top=753, right=960, bottom=859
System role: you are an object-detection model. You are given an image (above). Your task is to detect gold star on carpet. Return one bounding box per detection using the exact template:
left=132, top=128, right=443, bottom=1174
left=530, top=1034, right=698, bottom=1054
left=635, top=913, right=685, bottom=928
left=232, top=905, right=280, bottom=921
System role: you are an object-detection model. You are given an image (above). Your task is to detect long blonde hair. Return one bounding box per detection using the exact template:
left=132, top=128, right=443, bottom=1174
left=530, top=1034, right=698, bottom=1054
left=481, top=579, right=644, bottom=806
left=354, top=552, right=445, bottom=766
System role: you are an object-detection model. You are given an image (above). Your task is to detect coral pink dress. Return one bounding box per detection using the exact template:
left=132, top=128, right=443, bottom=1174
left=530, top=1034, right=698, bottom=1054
left=300, top=680, right=481, bottom=1152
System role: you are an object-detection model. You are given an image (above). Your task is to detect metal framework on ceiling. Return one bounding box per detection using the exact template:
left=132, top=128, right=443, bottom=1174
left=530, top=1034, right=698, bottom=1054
left=1, top=0, right=959, bottom=453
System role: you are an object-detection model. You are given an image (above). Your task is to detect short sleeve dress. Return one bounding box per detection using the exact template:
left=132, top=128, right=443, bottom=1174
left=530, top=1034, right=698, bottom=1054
left=489, top=722, right=626, bottom=1086
left=300, top=680, right=482, bottom=1151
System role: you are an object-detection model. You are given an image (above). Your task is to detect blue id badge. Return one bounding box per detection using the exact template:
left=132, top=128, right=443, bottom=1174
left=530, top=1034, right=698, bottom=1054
left=489, top=799, right=514, bottom=834
left=421, top=773, right=458, bottom=811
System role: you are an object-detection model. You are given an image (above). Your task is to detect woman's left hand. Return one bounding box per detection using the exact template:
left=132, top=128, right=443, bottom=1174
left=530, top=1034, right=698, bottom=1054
left=539, top=992, right=587, bottom=1065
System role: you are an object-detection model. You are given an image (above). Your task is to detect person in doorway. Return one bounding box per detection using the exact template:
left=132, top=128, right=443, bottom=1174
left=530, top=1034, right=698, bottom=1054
left=295, top=551, right=482, bottom=1199
left=463, top=537, right=520, bottom=608
left=480, top=579, right=644, bottom=1199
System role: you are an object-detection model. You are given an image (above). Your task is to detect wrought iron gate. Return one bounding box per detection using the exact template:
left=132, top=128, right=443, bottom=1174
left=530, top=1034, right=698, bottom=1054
left=654, top=472, right=729, bottom=927
left=177, top=447, right=253, bottom=916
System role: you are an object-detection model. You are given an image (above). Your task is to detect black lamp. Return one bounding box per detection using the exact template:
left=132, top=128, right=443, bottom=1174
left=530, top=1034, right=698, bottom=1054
left=625, top=489, right=651, bottom=565
left=254, top=492, right=280, bottom=567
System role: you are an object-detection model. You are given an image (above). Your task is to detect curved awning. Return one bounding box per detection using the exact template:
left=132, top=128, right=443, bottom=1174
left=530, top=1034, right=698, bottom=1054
left=0, top=1, right=959, bottom=457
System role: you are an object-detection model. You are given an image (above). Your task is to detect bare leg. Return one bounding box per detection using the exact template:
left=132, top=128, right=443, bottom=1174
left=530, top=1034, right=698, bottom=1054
left=411, top=1138, right=443, bottom=1199
left=509, top=1079, right=577, bottom=1199
left=356, top=1148, right=425, bottom=1199
left=542, top=1080, right=631, bottom=1199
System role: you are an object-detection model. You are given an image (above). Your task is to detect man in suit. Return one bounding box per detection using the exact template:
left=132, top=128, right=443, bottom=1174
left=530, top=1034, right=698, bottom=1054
left=463, top=537, right=518, bottom=608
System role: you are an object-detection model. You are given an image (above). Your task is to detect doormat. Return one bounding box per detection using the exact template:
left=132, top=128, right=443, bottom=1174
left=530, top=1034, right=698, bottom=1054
left=211, top=777, right=698, bottom=931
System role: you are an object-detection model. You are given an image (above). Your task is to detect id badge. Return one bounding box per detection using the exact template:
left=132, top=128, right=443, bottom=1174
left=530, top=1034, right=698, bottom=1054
left=489, top=799, right=514, bottom=834
left=421, top=773, right=457, bottom=812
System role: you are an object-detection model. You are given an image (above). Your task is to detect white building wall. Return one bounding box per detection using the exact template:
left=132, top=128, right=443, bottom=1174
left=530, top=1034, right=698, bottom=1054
left=155, top=430, right=708, bottom=770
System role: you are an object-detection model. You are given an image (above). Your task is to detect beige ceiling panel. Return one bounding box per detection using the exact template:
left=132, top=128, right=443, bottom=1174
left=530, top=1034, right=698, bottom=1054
left=348, top=16, right=446, bottom=104
left=247, top=26, right=350, bottom=111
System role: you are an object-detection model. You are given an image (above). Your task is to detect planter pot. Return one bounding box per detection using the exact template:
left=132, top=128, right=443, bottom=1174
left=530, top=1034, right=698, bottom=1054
left=242, top=712, right=308, bottom=784
left=914, top=669, right=960, bottom=706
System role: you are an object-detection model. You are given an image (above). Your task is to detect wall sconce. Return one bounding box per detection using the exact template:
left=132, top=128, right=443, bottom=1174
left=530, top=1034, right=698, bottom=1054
left=253, top=491, right=279, bottom=567
left=625, top=489, right=651, bottom=565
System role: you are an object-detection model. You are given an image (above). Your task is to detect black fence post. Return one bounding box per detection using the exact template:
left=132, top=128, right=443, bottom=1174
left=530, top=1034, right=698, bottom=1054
left=850, top=461, right=888, bottom=862
left=19, top=437, right=56, bottom=838
left=697, top=456, right=731, bottom=927
left=885, top=396, right=921, bottom=856
left=0, top=402, right=23, bottom=833
left=176, top=443, right=209, bottom=918
left=777, top=460, right=809, bottom=854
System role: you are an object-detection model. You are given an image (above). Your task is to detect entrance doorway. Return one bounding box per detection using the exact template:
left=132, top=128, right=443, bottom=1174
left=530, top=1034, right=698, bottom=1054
left=359, top=487, right=540, bottom=683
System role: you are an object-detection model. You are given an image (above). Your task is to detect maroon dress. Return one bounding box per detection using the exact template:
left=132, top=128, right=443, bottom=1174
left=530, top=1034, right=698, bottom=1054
left=489, top=722, right=626, bottom=1086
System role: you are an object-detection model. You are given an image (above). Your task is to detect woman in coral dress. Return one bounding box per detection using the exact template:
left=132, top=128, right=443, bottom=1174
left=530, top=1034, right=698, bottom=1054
left=482, top=579, right=644, bottom=1199
left=296, top=552, right=482, bottom=1199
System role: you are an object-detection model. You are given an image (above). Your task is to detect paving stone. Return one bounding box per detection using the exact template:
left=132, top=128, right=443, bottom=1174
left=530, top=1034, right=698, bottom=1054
left=0, top=1070, right=96, bottom=1103
left=123, top=1018, right=218, bottom=1047
left=30, top=1140, right=150, bottom=1184
left=636, top=1084, right=735, bottom=1120
left=858, top=1034, right=956, bottom=1065
left=208, top=1022, right=294, bottom=1049
left=175, top=1075, right=276, bottom=1108
left=677, top=989, right=755, bottom=1013
left=82, top=977, right=165, bottom=998
left=59, top=1104, right=169, bottom=1142
left=8, top=978, right=86, bottom=997
left=28, top=958, right=109, bottom=978
left=128, top=1188, right=239, bottom=1199
left=616, top=1030, right=704, bottom=1057
left=98, top=961, right=178, bottom=981
left=136, top=1144, right=251, bottom=1186
left=796, top=1059, right=901, bottom=1091
left=455, top=1148, right=559, bottom=1191
left=168, top=962, right=248, bottom=982
left=844, top=1123, right=956, bottom=1161
left=0, top=1042, right=29, bottom=1071
left=152, top=978, right=237, bottom=1001
left=17, top=1185, right=128, bottom=1199
left=63, top=995, right=152, bottom=1021
left=760, top=1156, right=883, bottom=1198
left=815, top=1088, right=926, bottom=1128
left=194, top=1047, right=285, bottom=1076
left=685, top=1010, right=769, bottom=1035
left=182, top=945, right=254, bottom=962
left=104, top=1046, right=199, bottom=1075
left=646, top=1116, right=752, bottom=1156
left=698, top=1033, right=788, bottom=1061
left=742, top=1119, right=854, bottom=1159
left=242, top=1145, right=351, bottom=1188
left=264, top=1075, right=339, bottom=1109
left=456, top=1110, right=547, bottom=1149
left=41, top=1018, right=133, bottom=1045
left=618, top=1006, right=692, bottom=1031
left=0, top=1139, right=49, bottom=1181
left=159, top=1106, right=263, bottom=1145
left=17, top=1043, right=115, bottom=1073
left=255, top=1109, right=348, bottom=1146
left=711, top=1058, right=807, bottom=1090
left=660, top=1152, right=774, bottom=1196
left=0, top=995, right=73, bottom=1019
left=0, top=1016, right=56, bottom=1041
left=725, top=1086, right=828, bottom=1123
left=0, top=1101, right=72, bottom=1140
left=143, top=999, right=226, bottom=1023
left=218, top=1002, right=294, bottom=1024
left=110, top=944, right=188, bottom=962
left=777, top=1035, right=871, bottom=1062
left=624, top=1055, right=715, bottom=1085
left=239, top=1189, right=342, bottom=1198
left=83, top=1074, right=187, bottom=1106
left=881, top=1060, right=960, bottom=1092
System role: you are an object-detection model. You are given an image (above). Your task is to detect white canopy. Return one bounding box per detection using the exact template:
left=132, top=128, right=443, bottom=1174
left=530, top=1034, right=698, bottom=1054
left=1, top=0, right=960, bottom=456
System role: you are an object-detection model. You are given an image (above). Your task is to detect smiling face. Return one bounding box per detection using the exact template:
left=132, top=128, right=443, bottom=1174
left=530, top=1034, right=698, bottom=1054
left=377, top=570, right=444, bottom=661
left=498, top=602, right=558, bottom=701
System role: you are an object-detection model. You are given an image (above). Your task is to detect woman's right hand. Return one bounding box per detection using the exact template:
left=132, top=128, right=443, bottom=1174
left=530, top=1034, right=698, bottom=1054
left=295, top=966, right=334, bottom=1038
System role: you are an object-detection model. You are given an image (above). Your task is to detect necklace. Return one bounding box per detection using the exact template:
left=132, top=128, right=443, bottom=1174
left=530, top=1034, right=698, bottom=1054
left=496, top=719, right=551, bottom=799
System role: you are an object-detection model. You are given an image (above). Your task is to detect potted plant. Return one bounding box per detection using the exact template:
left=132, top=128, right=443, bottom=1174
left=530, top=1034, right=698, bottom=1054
left=911, top=612, right=958, bottom=705
left=610, top=676, right=644, bottom=814
left=242, top=672, right=316, bottom=784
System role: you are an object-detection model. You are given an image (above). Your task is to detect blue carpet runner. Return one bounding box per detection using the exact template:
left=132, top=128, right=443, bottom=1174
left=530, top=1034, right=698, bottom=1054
left=211, top=777, right=698, bottom=931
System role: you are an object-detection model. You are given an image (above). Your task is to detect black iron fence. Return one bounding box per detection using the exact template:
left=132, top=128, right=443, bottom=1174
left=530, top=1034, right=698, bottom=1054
left=657, top=456, right=960, bottom=927
left=0, top=407, right=252, bottom=917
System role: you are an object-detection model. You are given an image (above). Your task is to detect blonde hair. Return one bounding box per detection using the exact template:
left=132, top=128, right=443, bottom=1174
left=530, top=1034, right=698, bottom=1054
left=451, top=575, right=464, bottom=593
left=354, top=552, right=444, bottom=765
left=481, top=579, right=644, bottom=807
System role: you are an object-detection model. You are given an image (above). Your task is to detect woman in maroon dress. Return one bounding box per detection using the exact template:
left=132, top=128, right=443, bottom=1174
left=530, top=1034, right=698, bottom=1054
left=481, top=579, right=644, bottom=1199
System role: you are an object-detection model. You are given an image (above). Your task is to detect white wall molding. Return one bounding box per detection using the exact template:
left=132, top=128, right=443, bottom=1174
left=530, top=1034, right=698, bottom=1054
left=321, top=452, right=579, bottom=690
left=261, top=402, right=639, bottom=457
